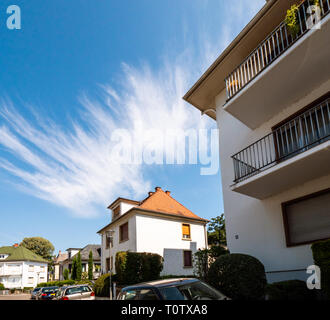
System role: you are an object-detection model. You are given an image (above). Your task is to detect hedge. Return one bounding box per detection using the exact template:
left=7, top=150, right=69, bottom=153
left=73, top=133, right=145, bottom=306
left=208, top=253, right=267, bottom=300
left=0, top=283, right=5, bottom=290
left=93, top=273, right=119, bottom=297
left=266, top=280, right=316, bottom=300
left=37, top=280, right=75, bottom=287
left=311, top=239, right=330, bottom=298
left=115, top=251, right=163, bottom=285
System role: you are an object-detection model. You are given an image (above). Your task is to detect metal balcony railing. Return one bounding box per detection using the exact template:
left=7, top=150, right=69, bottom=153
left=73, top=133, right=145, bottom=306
left=232, top=97, right=330, bottom=183
left=225, top=0, right=330, bottom=101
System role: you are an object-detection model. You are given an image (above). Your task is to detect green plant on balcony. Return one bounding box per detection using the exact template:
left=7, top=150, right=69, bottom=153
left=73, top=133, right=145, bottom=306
left=285, top=0, right=320, bottom=37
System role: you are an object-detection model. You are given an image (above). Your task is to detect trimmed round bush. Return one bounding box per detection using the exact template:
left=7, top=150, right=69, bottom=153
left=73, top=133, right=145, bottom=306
left=208, top=253, right=267, bottom=300
left=266, top=280, right=316, bottom=300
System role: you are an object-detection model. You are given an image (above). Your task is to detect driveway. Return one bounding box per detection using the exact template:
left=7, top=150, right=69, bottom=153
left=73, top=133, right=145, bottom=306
left=0, top=293, right=31, bottom=300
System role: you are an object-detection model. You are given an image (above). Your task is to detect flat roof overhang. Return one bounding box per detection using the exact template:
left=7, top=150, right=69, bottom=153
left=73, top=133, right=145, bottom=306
left=231, top=140, right=330, bottom=199
left=224, top=13, right=330, bottom=129
left=183, top=0, right=298, bottom=119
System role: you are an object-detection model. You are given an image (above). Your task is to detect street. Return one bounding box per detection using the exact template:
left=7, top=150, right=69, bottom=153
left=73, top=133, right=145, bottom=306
left=0, top=294, right=31, bottom=300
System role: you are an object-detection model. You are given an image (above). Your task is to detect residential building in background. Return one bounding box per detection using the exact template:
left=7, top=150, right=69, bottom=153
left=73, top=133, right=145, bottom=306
left=0, top=244, right=48, bottom=289
left=184, top=0, right=330, bottom=282
left=54, top=245, right=101, bottom=280
left=97, top=187, right=208, bottom=276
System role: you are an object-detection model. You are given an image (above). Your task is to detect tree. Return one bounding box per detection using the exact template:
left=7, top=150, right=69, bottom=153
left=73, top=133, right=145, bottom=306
left=207, top=214, right=227, bottom=246
left=63, top=268, right=69, bottom=280
left=88, top=251, right=93, bottom=280
left=76, top=252, right=82, bottom=281
left=71, top=257, right=77, bottom=280
left=20, top=237, right=55, bottom=261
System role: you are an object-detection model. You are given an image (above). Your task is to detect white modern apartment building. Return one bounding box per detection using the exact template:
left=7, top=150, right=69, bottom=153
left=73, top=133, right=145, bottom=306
left=184, top=0, right=330, bottom=282
left=0, top=244, right=48, bottom=289
left=97, top=187, right=208, bottom=276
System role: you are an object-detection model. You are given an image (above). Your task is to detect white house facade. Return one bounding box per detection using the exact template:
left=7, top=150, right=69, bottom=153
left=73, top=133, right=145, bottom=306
left=0, top=245, right=48, bottom=289
left=98, top=187, right=208, bottom=276
left=184, top=0, right=330, bottom=283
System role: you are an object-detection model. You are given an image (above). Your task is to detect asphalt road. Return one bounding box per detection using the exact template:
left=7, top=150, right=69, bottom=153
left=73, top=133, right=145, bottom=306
left=0, top=294, right=31, bottom=300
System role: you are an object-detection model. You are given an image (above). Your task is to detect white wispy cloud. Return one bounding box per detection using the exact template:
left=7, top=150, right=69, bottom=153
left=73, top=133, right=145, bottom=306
left=0, top=1, right=264, bottom=218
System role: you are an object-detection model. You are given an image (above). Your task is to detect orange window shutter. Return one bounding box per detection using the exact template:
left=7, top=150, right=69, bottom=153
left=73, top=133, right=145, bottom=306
left=182, top=224, right=190, bottom=236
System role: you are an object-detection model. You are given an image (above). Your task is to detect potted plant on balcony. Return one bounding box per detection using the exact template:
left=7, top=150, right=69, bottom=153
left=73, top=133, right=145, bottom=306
left=285, top=0, right=320, bottom=37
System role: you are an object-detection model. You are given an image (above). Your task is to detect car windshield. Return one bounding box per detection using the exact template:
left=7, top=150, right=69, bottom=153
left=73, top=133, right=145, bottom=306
left=33, top=288, right=41, bottom=292
left=159, top=281, right=225, bottom=300
left=42, top=287, right=58, bottom=293
left=65, top=286, right=87, bottom=295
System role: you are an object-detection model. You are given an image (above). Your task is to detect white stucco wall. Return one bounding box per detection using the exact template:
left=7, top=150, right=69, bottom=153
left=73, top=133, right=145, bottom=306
left=0, top=261, right=48, bottom=289
left=100, top=214, right=137, bottom=274
left=135, top=214, right=207, bottom=276
left=215, top=77, right=330, bottom=283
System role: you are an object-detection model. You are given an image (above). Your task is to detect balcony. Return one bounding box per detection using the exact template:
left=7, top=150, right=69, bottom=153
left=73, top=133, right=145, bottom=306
left=224, top=0, right=330, bottom=129
left=231, top=96, right=330, bottom=199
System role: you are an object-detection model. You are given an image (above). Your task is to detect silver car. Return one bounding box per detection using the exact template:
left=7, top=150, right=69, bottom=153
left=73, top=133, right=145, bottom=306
left=55, top=284, right=95, bottom=300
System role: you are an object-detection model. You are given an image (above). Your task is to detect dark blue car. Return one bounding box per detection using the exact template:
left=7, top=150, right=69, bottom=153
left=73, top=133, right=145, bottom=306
left=36, top=286, right=59, bottom=300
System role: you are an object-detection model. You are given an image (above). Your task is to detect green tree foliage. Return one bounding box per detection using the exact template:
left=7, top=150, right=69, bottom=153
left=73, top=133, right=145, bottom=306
left=76, top=252, right=82, bottom=281
left=88, top=250, right=93, bottom=280
left=207, top=214, right=227, bottom=246
left=20, top=237, right=55, bottom=261
left=63, top=268, right=69, bottom=280
left=71, top=256, right=77, bottom=280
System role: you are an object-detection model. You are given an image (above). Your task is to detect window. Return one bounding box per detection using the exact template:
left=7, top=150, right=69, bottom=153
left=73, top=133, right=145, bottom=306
left=183, top=250, right=192, bottom=268
left=106, top=258, right=110, bottom=272
left=110, top=256, right=113, bottom=270
left=282, top=188, right=330, bottom=246
left=28, top=277, right=34, bottom=284
left=182, top=224, right=191, bottom=240
left=28, top=265, right=34, bottom=272
left=119, top=222, right=129, bottom=242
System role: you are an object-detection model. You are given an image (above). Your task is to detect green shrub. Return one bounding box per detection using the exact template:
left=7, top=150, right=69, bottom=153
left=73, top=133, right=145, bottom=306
left=115, top=251, right=163, bottom=284
left=94, top=273, right=117, bottom=297
left=63, top=268, right=69, bottom=280
left=266, top=280, right=316, bottom=300
left=311, top=239, right=330, bottom=298
left=37, top=280, right=75, bottom=287
left=207, top=253, right=267, bottom=300
left=194, top=246, right=229, bottom=281
left=0, top=283, right=5, bottom=290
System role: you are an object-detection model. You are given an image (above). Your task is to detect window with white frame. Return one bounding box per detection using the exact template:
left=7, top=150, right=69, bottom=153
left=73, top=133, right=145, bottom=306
left=28, top=265, right=34, bottom=272
left=28, top=277, right=34, bottom=284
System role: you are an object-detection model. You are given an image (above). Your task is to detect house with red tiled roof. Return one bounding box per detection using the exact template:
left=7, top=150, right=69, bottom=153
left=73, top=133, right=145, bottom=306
left=97, top=187, right=209, bottom=276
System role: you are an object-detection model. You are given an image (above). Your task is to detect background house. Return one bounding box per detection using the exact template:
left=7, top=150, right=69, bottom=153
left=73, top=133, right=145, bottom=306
left=54, top=245, right=101, bottom=280
left=184, top=0, right=330, bottom=282
left=98, top=187, right=209, bottom=276
left=0, top=244, right=48, bottom=289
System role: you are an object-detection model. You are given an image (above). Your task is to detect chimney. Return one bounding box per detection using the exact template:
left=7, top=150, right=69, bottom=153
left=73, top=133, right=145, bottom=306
left=155, top=187, right=161, bottom=191
left=13, top=243, right=18, bottom=248
left=148, top=192, right=154, bottom=196
left=165, top=190, right=171, bottom=196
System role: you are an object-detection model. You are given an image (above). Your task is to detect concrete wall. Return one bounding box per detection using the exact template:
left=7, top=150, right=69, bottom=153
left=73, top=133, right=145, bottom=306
left=215, top=78, right=330, bottom=283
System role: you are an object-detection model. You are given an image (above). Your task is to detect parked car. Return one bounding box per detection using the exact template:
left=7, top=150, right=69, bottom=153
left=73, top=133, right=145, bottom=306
left=55, top=284, right=95, bottom=300
left=117, top=278, right=229, bottom=300
left=30, top=287, right=42, bottom=300
left=36, top=286, right=59, bottom=300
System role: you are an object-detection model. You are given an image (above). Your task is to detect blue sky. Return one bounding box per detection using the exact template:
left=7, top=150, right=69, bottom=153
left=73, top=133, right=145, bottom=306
left=0, top=0, right=264, bottom=253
